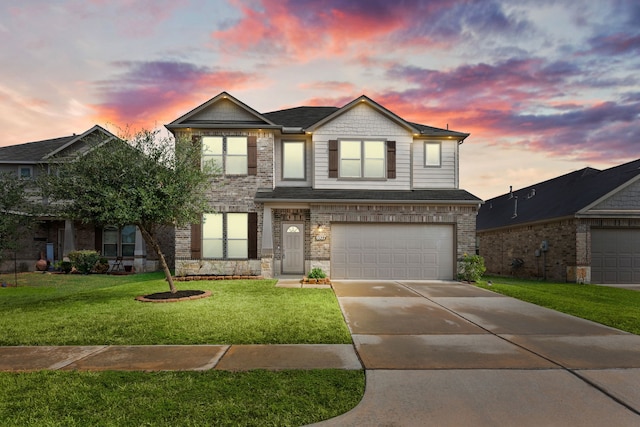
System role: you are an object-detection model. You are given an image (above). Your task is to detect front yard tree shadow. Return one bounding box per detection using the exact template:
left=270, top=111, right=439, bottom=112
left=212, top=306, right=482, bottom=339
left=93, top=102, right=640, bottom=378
left=41, top=127, right=219, bottom=294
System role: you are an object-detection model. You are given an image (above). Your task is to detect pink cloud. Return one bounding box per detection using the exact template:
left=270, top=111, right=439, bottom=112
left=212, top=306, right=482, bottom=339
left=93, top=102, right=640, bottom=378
left=212, top=0, right=530, bottom=59
left=91, top=61, right=260, bottom=131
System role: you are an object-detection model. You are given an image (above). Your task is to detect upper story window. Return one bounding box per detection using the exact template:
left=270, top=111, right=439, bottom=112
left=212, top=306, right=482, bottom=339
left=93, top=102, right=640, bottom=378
left=19, top=166, right=33, bottom=179
left=282, top=141, right=305, bottom=180
left=424, top=142, right=442, bottom=167
left=103, top=225, right=136, bottom=257
left=339, top=140, right=385, bottom=178
left=202, top=136, right=250, bottom=175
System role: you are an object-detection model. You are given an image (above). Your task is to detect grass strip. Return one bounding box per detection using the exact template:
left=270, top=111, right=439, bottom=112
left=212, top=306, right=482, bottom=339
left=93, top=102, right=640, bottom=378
left=0, top=369, right=365, bottom=426
left=477, top=276, right=640, bottom=335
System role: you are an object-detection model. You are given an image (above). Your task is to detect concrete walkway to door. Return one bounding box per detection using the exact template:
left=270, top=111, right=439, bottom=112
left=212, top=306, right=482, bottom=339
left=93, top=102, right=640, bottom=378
left=311, top=280, right=640, bottom=427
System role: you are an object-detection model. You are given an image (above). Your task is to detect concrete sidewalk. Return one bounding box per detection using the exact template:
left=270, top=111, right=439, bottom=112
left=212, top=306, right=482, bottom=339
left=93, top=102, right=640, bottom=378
left=0, top=344, right=361, bottom=372
left=312, top=280, right=640, bottom=426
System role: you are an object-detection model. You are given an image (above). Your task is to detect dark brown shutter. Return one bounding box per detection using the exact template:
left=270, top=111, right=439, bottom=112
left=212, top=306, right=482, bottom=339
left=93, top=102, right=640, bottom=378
left=95, top=226, right=103, bottom=253
left=386, top=140, right=396, bottom=179
left=248, top=212, right=258, bottom=259
left=191, top=221, right=202, bottom=259
left=191, top=135, right=201, bottom=168
left=247, top=136, right=257, bottom=175
left=328, top=139, right=338, bottom=178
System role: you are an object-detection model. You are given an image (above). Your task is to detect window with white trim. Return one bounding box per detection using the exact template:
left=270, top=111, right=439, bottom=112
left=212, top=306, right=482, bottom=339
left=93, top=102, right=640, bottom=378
left=202, top=136, right=248, bottom=175
left=424, top=142, right=441, bottom=167
left=340, top=140, right=385, bottom=178
left=282, top=141, right=305, bottom=179
left=202, top=213, right=248, bottom=259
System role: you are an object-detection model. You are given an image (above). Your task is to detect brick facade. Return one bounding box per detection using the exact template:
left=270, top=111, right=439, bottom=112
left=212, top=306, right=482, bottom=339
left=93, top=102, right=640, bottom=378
left=478, top=217, right=640, bottom=282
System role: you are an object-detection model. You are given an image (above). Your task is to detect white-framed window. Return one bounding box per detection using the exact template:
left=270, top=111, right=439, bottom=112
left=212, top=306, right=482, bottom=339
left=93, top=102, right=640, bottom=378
left=424, top=142, right=442, bottom=167
left=202, top=213, right=248, bottom=259
left=19, top=166, right=33, bottom=179
left=282, top=141, right=305, bottom=179
left=340, top=140, right=385, bottom=178
left=202, top=136, right=248, bottom=175
left=103, top=225, right=136, bottom=257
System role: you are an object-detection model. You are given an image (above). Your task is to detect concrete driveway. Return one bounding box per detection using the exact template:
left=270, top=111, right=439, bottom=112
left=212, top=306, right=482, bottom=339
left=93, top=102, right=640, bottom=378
left=312, top=280, right=640, bottom=426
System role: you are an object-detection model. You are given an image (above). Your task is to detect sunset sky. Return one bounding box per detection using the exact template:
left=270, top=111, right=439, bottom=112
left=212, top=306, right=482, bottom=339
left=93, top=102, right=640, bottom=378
left=1, top=0, right=638, bottom=200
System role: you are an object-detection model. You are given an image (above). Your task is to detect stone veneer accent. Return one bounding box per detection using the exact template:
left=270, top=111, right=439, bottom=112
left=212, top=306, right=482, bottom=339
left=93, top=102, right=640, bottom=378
left=174, top=130, right=274, bottom=276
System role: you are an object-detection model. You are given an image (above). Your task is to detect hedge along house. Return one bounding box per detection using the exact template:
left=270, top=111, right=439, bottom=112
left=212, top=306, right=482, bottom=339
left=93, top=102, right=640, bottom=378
left=0, top=125, right=175, bottom=273
left=476, top=159, right=640, bottom=284
left=168, top=92, right=482, bottom=280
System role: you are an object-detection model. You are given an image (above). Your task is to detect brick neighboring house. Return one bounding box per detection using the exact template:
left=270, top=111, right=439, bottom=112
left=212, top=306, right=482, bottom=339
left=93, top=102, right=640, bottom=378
left=167, top=92, right=482, bottom=280
left=0, top=125, right=174, bottom=273
left=477, top=159, right=640, bottom=284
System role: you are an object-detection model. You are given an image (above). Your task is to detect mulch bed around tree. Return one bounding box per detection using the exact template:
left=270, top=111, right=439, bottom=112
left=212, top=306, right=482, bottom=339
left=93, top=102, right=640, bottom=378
left=135, top=290, right=211, bottom=303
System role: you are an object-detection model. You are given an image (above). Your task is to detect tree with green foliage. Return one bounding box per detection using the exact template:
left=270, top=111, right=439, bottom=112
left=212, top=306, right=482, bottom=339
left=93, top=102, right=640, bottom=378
left=0, top=172, right=32, bottom=266
left=42, top=129, right=216, bottom=293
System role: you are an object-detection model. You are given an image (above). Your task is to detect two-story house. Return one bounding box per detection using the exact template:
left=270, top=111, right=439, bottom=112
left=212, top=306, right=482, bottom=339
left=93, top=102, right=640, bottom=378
left=168, top=92, right=481, bottom=280
left=0, top=125, right=174, bottom=273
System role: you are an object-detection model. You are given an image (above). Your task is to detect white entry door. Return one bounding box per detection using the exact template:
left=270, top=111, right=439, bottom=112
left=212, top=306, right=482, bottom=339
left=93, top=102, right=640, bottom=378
left=282, top=223, right=304, bottom=274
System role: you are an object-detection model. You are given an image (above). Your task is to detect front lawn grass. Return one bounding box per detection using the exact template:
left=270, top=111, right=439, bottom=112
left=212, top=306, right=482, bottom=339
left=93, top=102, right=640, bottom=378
left=0, top=272, right=351, bottom=345
left=0, top=272, right=363, bottom=426
left=477, top=276, right=640, bottom=335
left=0, top=369, right=365, bottom=427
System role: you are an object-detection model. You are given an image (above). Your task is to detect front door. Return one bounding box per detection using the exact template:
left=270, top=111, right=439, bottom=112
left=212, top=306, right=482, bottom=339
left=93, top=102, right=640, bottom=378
left=282, top=223, right=304, bottom=274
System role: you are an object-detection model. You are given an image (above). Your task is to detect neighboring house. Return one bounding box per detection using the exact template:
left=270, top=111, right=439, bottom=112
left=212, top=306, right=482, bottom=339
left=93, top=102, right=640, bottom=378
left=0, top=125, right=174, bottom=273
left=167, top=92, right=481, bottom=280
left=477, top=159, right=640, bottom=284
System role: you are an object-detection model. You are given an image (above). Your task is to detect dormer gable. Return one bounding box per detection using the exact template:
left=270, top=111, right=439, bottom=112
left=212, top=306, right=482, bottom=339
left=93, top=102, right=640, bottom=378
left=305, top=95, right=419, bottom=134
left=44, top=125, right=117, bottom=160
left=166, top=91, right=277, bottom=130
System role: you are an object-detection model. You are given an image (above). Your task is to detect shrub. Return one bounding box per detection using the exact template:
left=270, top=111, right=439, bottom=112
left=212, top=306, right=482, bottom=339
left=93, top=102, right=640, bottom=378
left=55, top=260, right=73, bottom=274
left=68, top=250, right=101, bottom=274
left=458, top=254, right=486, bottom=282
left=94, top=257, right=110, bottom=274
left=307, top=268, right=327, bottom=279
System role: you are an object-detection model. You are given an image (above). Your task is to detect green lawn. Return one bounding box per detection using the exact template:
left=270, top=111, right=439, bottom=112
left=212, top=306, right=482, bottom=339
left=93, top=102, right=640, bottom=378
left=0, top=272, right=363, bottom=426
left=477, top=276, right=640, bottom=335
left=0, top=272, right=351, bottom=345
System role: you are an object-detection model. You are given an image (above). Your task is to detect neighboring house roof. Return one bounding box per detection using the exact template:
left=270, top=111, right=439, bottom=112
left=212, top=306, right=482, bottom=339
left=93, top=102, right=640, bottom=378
left=255, top=187, right=482, bottom=204
left=166, top=91, right=469, bottom=139
left=477, top=159, right=640, bottom=231
left=0, top=125, right=116, bottom=164
left=0, top=136, right=76, bottom=163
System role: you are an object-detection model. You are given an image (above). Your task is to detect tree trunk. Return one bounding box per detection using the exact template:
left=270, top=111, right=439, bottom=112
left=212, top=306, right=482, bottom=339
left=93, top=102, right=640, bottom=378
left=138, top=225, right=177, bottom=293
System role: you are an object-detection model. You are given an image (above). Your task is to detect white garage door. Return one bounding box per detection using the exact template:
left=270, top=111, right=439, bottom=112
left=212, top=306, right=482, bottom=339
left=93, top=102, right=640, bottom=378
left=592, top=229, right=640, bottom=284
left=331, top=223, right=454, bottom=280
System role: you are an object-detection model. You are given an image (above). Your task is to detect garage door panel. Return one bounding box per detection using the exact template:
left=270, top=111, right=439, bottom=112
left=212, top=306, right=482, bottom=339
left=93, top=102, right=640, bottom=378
left=331, top=223, right=454, bottom=280
left=591, top=229, right=640, bottom=284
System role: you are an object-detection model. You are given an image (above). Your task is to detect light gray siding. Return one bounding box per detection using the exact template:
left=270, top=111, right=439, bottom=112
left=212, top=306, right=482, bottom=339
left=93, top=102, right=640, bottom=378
left=412, top=139, right=458, bottom=189
left=190, top=98, right=263, bottom=123
left=312, top=103, right=413, bottom=190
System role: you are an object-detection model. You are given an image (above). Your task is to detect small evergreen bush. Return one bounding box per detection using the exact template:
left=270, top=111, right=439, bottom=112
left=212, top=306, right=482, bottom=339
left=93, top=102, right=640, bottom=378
left=458, top=254, right=486, bottom=282
left=68, top=250, right=101, bottom=274
left=307, top=268, right=327, bottom=279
